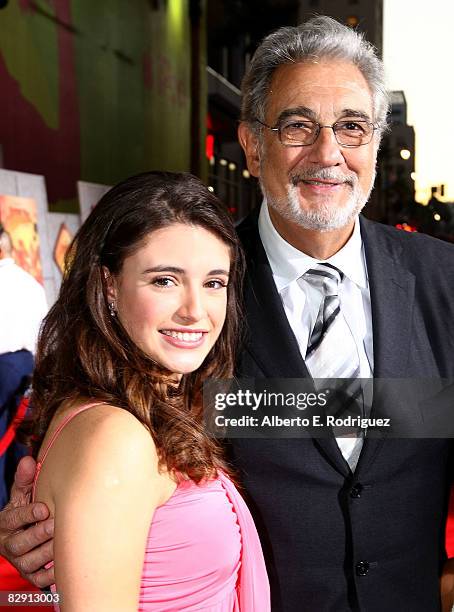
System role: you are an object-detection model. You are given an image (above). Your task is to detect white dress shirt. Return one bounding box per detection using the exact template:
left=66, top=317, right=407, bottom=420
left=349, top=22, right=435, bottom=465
left=258, top=202, right=374, bottom=465
left=0, top=258, right=48, bottom=355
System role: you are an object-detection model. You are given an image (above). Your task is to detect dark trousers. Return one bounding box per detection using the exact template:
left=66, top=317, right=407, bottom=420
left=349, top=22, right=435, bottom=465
left=0, top=350, right=33, bottom=509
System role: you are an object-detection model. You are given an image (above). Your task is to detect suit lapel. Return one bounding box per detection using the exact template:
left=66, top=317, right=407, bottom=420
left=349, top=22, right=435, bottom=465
left=361, top=217, right=416, bottom=378
left=356, top=217, right=417, bottom=474
left=240, top=213, right=310, bottom=379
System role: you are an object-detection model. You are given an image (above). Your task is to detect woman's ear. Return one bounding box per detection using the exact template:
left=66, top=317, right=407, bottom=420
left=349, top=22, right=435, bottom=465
left=102, top=266, right=117, bottom=302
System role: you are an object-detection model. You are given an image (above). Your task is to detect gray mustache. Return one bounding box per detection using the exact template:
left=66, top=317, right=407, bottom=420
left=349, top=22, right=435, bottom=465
left=290, top=168, right=357, bottom=187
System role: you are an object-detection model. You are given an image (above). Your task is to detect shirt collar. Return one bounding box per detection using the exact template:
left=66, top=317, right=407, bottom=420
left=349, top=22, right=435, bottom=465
left=0, top=257, right=14, bottom=269
left=258, top=201, right=368, bottom=292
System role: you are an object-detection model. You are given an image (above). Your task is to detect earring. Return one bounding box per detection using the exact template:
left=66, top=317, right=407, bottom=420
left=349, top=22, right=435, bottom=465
left=108, top=301, right=116, bottom=317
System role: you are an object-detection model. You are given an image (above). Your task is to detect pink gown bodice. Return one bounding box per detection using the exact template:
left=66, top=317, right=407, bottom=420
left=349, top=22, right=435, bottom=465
left=32, top=403, right=270, bottom=611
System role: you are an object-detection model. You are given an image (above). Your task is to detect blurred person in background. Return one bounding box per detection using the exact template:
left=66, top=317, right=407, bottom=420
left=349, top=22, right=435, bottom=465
left=0, top=223, right=47, bottom=509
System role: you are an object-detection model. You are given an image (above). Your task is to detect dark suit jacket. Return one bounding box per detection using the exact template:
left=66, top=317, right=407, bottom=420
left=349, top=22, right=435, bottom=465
left=230, top=211, right=454, bottom=611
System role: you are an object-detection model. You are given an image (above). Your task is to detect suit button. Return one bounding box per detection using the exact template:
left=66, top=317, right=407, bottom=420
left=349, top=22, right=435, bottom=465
left=355, top=561, right=370, bottom=576
left=350, top=483, right=363, bottom=498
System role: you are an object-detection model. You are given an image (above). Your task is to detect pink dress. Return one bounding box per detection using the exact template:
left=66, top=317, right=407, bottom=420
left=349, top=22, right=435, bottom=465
left=32, top=403, right=270, bottom=611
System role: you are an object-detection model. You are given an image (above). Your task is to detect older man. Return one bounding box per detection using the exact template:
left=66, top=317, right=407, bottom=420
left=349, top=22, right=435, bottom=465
left=1, top=16, right=454, bottom=612
left=231, top=16, right=454, bottom=611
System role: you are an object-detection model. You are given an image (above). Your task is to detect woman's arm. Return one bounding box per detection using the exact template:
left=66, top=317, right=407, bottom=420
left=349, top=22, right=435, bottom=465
left=43, top=405, right=166, bottom=612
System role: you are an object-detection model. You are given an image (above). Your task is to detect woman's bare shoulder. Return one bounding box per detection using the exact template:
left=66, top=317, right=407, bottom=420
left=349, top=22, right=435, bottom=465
left=55, top=403, right=158, bottom=470
left=37, top=401, right=170, bottom=509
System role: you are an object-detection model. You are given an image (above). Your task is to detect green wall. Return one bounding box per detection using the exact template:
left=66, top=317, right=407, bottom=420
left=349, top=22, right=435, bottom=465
left=0, top=0, right=192, bottom=210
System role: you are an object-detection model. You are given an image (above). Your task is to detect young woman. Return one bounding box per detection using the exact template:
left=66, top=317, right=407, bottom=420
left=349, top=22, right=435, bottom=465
left=30, top=172, right=270, bottom=611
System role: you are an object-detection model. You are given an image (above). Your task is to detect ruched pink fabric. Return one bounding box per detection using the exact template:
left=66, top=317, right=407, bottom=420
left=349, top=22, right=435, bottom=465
left=33, top=403, right=270, bottom=611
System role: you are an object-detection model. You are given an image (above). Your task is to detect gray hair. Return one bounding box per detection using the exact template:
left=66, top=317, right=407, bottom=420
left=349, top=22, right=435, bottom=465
left=241, top=16, right=389, bottom=137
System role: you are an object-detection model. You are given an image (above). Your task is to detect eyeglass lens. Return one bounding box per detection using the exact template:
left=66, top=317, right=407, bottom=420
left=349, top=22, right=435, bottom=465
left=280, top=120, right=373, bottom=146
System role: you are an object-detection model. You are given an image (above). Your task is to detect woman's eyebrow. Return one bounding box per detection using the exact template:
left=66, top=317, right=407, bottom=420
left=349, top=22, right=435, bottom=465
left=141, top=265, right=185, bottom=274
left=141, top=266, right=230, bottom=276
left=207, top=269, right=230, bottom=276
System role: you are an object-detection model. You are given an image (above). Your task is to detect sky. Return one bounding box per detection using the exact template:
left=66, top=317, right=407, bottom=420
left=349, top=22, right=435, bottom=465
left=383, top=0, right=454, bottom=203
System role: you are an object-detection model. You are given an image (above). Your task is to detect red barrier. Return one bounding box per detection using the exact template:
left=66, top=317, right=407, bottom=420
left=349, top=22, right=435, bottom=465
left=446, top=487, right=454, bottom=558
left=0, top=398, right=28, bottom=457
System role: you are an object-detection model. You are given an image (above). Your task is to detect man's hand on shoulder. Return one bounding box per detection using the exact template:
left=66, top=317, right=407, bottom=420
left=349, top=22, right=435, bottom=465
left=0, top=456, right=54, bottom=587
left=441, top=557, right=454, bottom=612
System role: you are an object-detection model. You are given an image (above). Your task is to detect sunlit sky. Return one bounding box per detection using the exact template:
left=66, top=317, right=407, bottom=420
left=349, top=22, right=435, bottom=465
left=383, top=0, right=454, bottom=203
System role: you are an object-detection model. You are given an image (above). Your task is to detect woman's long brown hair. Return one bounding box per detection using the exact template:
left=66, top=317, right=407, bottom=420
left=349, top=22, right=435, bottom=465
left=29, top=171, right=244, bottom=482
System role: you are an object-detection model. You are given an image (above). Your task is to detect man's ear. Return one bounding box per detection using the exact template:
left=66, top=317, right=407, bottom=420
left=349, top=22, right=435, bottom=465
left=238, top=122, right=261, bottom=178
left=102, top=266, right=117, bottom=302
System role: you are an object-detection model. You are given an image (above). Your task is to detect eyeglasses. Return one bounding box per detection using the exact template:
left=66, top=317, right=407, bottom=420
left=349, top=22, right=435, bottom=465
left=255, top=117, right=377, bottom=148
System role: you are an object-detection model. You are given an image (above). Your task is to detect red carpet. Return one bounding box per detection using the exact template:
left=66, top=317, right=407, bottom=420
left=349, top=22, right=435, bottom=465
left=0, top=556, right=50, bottom=611
left=446, top=487, right=454, bottom=557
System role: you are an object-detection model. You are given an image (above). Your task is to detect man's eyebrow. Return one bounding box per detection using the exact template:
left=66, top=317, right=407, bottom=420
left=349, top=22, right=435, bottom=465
left=276, top=107, right=317, bottom=124
left=338, top=109, right=373, bottom=122
left=275, top=107, right=373, bottom=124
left=141, top=265, right=229, bottom=276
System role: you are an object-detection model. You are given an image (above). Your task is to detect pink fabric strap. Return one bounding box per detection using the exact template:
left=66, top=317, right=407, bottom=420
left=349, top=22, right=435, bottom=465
left=218, top=471, right=271, bottom=611
left=37, top=402, right=105, bottom=467
left=32, top=402, right=106, bottom=502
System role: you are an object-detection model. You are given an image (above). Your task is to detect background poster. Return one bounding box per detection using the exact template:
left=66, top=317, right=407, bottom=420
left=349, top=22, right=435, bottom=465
left=77, top=181, right=110, bottom=222
left=53, top=222, right=73, bottom=274
left=0, top=194, right=43, bottom=284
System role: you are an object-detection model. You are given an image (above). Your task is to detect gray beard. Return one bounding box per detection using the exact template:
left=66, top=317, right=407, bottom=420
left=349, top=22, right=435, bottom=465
left=261, top=166, right=376, bottom=233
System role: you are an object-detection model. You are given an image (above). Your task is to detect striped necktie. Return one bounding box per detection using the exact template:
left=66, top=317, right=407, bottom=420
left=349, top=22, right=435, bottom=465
left=303, top=263, right=364, bottom=469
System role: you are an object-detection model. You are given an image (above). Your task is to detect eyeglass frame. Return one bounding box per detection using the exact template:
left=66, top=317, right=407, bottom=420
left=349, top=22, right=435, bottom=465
left=254, top=117, right=378, bottom=148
